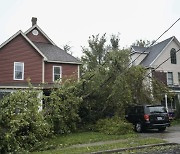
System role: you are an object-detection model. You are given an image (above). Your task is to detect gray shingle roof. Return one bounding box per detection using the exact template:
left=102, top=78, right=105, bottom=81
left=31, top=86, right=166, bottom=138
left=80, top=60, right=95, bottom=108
left=132, top=36, right=174, bottom=67
left=131, top=46, right=148, bottom=53
left=33, top=42, right=81, bottom=64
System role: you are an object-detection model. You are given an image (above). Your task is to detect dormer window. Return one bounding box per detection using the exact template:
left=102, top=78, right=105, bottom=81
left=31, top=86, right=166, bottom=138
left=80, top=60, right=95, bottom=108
left=170, top=48, right=177, bottom=64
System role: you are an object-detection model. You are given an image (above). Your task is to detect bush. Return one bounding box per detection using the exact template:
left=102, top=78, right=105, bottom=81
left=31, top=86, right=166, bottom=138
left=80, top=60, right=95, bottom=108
left=95, top=116, right=134, bottom=135
left=175, top=101, right=180, bottom=119
left=44, top=81, right=82, bottom=135
left=0, top=90, right=50, bottom=153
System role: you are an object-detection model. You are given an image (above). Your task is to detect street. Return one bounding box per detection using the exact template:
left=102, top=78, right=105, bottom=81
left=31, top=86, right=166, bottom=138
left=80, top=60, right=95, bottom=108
left=140, top=125, right=180, bottom=144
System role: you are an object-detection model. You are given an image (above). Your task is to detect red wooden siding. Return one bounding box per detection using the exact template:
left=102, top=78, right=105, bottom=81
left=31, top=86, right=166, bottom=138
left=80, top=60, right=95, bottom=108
left=152, top=70, right=167, bottom=85
left=26, top=28, right=51, bottom=44
left=44, top=62, right=79, bottom=83
left=0, top=34, right=43, bottom=84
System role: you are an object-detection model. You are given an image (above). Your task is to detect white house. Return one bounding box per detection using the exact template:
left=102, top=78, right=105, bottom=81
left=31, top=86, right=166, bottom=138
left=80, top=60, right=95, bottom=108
left=130, top=36, right=180, bottom=113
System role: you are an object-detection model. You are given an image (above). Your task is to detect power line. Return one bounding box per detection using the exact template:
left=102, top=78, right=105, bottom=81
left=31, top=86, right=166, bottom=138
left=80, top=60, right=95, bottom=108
left=128, top=18, right=180, bottom=68
left=143, top=48, right=180, bottom=81
left=83, top=18, right=180, bottom=81
left=82, top=18, right=180, bottom=99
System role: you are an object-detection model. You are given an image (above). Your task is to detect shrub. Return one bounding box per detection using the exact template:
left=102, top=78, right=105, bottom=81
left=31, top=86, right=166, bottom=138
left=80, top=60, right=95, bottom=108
left=44, top=80, right=82, bottom=134
left=175, top=101, right=180, bottom=119
left=96, top=116, right=134, bottom=135
left=0, top=90, right=50, bottom=153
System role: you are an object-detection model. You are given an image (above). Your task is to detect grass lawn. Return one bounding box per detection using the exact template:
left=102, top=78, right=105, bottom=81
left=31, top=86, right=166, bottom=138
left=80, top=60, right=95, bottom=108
left=32, top=132, right=166, bottom=154
left=171, top=119, right=180, bottom=125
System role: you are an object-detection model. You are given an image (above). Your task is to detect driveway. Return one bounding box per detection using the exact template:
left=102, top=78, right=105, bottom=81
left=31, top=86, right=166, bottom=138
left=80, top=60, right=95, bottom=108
left=140, top=125, right=180, bottom=144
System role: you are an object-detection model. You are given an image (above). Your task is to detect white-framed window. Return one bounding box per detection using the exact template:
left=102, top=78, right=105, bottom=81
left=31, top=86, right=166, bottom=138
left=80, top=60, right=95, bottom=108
left=170, top=48, right=177, bottom=64
left=14, top=62, right=24, bottom=80
left=53, top=66, right=62, bottom=82
left=178, top=72, right=180, bottom=85
left=167, top=72, right=173, bottom=85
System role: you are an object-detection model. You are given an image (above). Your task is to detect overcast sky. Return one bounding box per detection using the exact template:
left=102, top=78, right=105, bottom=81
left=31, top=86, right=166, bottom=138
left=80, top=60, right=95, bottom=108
left=0, top=0, right=180, bottom=58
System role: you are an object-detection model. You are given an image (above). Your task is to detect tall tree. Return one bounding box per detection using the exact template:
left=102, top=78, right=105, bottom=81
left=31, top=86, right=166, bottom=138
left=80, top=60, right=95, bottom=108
left=63, top=44, right=73, bottom=55
left=110, top=33, right=120, bottom=50
left=79, top=34, right=169, bottom=124
left=80, top=34, right=132, bottom=122
left=81, top=34, right=106, bottom=71
left=132, top=39, right=155, bottom=47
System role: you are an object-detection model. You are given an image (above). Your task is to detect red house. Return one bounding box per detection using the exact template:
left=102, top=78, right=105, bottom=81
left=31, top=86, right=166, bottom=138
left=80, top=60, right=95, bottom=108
left=0, top=17, right=81, bottom=97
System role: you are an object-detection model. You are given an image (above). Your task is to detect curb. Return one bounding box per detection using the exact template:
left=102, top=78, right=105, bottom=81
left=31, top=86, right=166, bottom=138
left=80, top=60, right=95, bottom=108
left=91, top=142, right=179, bottom=154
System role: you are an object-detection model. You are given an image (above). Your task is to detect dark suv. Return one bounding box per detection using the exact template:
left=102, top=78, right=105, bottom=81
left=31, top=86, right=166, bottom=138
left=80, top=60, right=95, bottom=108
left=125, top=105, right=170, bottom=132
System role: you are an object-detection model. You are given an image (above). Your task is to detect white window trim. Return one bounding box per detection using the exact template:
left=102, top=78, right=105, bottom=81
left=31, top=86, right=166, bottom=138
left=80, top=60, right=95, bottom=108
left=178, top=72, right=180, bottom=85
left=13, top=62, right=24, bottom=80
left=167, top=72, right=173, bottom=85
left=53, top=66, right=62, bottom=82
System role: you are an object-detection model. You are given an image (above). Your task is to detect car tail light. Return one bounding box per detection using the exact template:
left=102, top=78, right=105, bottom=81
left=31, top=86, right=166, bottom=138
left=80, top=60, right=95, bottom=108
left=144, top=114, right=149, bottom=121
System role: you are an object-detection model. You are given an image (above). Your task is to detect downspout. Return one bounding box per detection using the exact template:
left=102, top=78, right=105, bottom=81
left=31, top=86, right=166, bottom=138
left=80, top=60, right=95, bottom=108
left=42, top=59, right=45, bottom=83
left=78, top=65, right=80, bottom=82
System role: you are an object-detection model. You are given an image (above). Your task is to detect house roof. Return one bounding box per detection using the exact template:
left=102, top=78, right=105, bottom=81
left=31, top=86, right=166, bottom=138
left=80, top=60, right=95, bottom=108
left=0, top=30, right=48, bottom=60
left=131, top=46, right=148, bottom=54
left=33, top=42, right=81, bottom=64
left=131, top=36, right=174, bottom=67
left=25, top=24, right=56, bottom=46
left=0, top=23, right=81, bottom=65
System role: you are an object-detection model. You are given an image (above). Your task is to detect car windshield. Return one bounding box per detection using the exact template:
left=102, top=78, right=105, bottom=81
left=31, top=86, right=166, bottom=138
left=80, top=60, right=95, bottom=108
left=148, top=106, right=167, bottom=113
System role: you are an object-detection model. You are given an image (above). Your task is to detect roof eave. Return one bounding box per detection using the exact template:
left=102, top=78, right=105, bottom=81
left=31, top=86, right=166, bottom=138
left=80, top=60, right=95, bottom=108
left=149, top=36, right=174, bottom=66
left=0, top=30, right=47, bottom=60
left=45, top=60, right=82, bottom=65
left=0, top=30, right=22, bottom=49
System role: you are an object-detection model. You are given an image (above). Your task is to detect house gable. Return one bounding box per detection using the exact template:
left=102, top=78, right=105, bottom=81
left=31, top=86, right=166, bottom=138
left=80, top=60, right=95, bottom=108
left=0, top=33, right=43, bottom=85
left=149, top=37, right=174, bottom=66
left=152, top=37, right=180, bottom=68
left=0, top=17, right=81, bottom=89
left=130, top=52, right=148, bottom=66
left=130, top=46, right=148, bottom=66
left=131, top=37, right=175, bottom=68
left=152, top=37, right=180, bottom=86
left=25, top=24, right=56, bottom=45
left=0, top=30, right=47, bottom=60
left=140, top=37, right=174, bottom=67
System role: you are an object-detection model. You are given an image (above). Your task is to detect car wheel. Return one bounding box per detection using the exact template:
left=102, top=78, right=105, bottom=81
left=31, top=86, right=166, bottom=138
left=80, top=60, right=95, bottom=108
left=135, top=123, right=143, bottom=133
left=158, top=127, right=166, bottom=132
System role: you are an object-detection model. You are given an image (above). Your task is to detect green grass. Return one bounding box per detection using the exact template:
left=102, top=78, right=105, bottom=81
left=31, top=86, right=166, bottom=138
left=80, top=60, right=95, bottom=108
left=171, top=119, right=180, bottom=125
left=41, top=132, right=137, bottom=149
left=32, top=132, right=166, bottom=154
left=33, top=137, right=165, bottom=154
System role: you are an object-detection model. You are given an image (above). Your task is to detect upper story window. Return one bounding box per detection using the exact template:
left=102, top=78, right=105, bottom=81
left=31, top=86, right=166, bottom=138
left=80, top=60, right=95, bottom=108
left=178, top=72, right=180, bottom=85
left=14, top=62, right=24, bottom=80
left=53, top=66, right=62, bottom=82
left=170, top=48, right=177, bottom=64
left=167, top=72, right=173, bottom=85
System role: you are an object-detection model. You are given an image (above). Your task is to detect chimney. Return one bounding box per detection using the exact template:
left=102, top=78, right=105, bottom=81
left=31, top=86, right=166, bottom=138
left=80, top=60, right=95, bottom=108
left=31, top=17, right=37, bottom=26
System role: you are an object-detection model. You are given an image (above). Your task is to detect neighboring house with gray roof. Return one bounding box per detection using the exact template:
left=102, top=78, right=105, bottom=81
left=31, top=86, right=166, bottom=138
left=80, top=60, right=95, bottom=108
left=130, top=36, right=180, bottom=115
left=0, top=17, right=81, bottom=98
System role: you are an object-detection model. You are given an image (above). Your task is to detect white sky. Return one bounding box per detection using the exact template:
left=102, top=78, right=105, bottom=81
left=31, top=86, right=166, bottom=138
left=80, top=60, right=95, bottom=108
left=0, top=0, right=180, bottom=58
